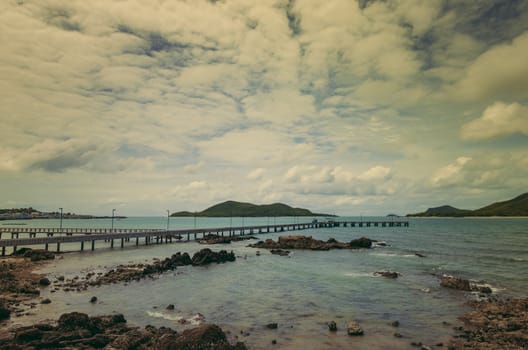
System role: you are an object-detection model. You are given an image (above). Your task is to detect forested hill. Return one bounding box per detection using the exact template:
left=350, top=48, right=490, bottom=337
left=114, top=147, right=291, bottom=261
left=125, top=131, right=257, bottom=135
left=170, top=201, right=335, bottom=217
left=407, top=193, right=528, bottom=217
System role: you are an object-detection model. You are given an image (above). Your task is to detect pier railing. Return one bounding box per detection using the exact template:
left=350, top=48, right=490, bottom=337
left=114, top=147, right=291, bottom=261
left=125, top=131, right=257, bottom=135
left=0, top=220, right=409, bottom=255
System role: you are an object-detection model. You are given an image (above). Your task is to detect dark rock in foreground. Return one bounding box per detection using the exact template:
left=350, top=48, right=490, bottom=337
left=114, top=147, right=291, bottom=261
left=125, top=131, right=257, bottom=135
left=0, top=312, right=247, bottom=350
left=374, top=271, right=400, bottom=279
left=249, top=235, right=373, bottom=251
left=13, top=248, right=55, bottom=261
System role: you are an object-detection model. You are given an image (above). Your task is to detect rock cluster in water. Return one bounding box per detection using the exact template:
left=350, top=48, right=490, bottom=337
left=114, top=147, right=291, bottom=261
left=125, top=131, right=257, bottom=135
left=440, top=276, right=492, bottom=294
left=248, top=235, right=373, bottom=251
left=13, top=248, right=55, bottom=262
left=0, top=311, right=247, bottom=350
left=199, top=234, right=257, bottom=245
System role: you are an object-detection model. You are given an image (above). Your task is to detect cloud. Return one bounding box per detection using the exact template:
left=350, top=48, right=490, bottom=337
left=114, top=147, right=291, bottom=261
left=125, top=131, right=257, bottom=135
left=454, top=32, right=528, bottom=101
left=461, top=102, right=528, bottom=140
left=431, top=157, right=472, bottom=187
left=247, top=168, right=265, bottom=180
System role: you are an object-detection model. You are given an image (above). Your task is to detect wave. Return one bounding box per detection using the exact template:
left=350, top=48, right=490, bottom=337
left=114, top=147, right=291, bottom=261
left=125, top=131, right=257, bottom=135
left=343, top=272, right=374, bottom=278
left=371, top=252, right=417, bottom=258
left=146, top=311, right=206, bottom=325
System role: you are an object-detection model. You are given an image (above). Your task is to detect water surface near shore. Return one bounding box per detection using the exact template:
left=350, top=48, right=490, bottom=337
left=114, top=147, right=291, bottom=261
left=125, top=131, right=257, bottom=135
left=5, top=217, right=528, bottom=349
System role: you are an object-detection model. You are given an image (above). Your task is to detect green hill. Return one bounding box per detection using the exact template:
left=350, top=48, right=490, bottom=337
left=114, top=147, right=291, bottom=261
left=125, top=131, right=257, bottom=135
left=473, top=192, right=528, bottom=216
left=171, top=201, right=335, bottom=217
left=407, top=193, right=528, bottom=217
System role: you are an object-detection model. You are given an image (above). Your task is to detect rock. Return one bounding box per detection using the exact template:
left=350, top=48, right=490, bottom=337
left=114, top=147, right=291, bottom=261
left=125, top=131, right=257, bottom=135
left=479, top=286, right=492, bottom=294
left=347, top=321, right=364, bottom=336
left=266, top=323, right=278, bottom=329
left=440, top=276, right=472, bottom=291
left=349, top=237, right=373, bottom=249
left=90, top=296, right=97, bottom=303
left=249, top=235, right=374, bottom=251
left=272, top=339, right=277, bottom=344
left=57, top=312, right=92, bottom=331
left=90, top=313, right=126, bottom=332
left=58, top=276, right=65, bottom=281
left=110, top=329, right=153, bottom=349
left=415, top=253, right=426, bottom=258
left=270, top=249, right=290, bottom=256
left=0, top=301, right=10, bottom=320
left=163, top=324, right=232, bottom=349
left=391, top=320, right=400, bottom=327
left=191, top=249, right=236, bottom=266
left=22, top=249, right=55, bottom=261
left=39, top=277, right=51, bottom=286
left=375, top=271, right=400, bottom=278
left=327, top=321, right=337, bottom=332
left=394, top=332, right=402, bottom=338
left=166, top=304, right=175, bottom=310
left=15, top=327, right=43, bottom=342
left=41, top=298, right=51, bottom=304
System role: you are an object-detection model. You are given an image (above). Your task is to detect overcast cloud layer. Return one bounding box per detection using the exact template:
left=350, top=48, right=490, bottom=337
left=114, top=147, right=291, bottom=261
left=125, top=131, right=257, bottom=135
left=1, top=0, right=527, bottom=215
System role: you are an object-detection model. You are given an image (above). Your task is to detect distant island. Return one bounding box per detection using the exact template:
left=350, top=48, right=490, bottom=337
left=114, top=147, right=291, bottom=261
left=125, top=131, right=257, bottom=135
left=0, top=208, right=126, bottom=221
left=171, top=201, right=336, bottom=217
left=407, top=192, right=528, bottom=217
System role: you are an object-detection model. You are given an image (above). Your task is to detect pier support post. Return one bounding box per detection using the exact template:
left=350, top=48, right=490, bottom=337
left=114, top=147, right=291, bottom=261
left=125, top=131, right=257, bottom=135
left=45, top=243, right=49, bottom=251
left=121, top=238, right=124, bottom=248
left=2, top=246, right=5, bottom=256
left=136, top=237, right=139, bottom=246
left=81, top=241, right=84, bottom=251
left=110, top=239, right=114, bottom=249
left=91, top=240, right=95, bottom=251
left=56, top=243, right=60, bottom=253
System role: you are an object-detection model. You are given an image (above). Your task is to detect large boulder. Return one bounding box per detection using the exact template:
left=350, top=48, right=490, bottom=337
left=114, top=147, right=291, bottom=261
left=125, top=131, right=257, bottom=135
left=158, top=324, right=229, bottom=349
left=191, top=249, right=236, bottom=266
left=440, top=276, right=472, bottom=291
left=57, top=312, right=92, bottom=331
left=349, top=237, right=373, bottom=249
left=0, top=300, right=10, bottom=321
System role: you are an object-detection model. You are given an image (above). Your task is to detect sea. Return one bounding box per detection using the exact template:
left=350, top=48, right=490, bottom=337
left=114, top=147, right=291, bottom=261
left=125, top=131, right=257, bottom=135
left=2, top=216, right=527, bottom=349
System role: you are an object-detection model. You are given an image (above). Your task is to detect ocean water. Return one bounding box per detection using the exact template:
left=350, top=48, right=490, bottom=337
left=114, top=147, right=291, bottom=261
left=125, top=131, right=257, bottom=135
left=3, top=217, right=527, bottom=349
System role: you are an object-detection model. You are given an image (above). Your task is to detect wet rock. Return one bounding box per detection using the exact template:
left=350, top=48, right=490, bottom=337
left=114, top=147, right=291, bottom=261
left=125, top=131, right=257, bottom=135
left=163, top=323, right=245, bottom=349
left=41, top=298, right=51, bottom=304
left=374, top=271, right=400, bottom=278
left=166, top=304, right=175, bottom=310
left=57, top=312, right=92, bottom=331
left=249, top=235, right=374, bottom=251
left=21, top=249, right=55, bottom=261
left=391, top=320, right=400, bottom=327
left=270, top=249, right=290, bottom=256
left=39, top=277, right=51, bottom=286
left=0, top=301, right=10, bottom=320
left=191, top=249, right=236, bottom=266
left=90, top=296, right=97, bottom=303
left=110, top=329, right=153, bottom=349
left=266, top=323, right=278, bottom=329
left=478, top=286, right=492, bottom=294
left=394, top=332, right=403, bottom=338
left=15, top=326, right=43, bottom=342
left=415, top=253, right=426, bottom=258
left=349, top=237, right=373, bottom=249
left=440, top=276, right=472, bottom=291
left=327, top=320, right=337, bottom=332
left=347, top=321, right=364, bottom=336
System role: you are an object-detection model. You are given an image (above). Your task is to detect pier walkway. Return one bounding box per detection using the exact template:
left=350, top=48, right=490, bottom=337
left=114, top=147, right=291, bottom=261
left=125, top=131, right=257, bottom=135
left=0, top=220, right=409, bottom=256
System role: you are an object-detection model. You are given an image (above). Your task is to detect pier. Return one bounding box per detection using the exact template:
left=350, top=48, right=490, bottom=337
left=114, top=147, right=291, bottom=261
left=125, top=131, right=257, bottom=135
left=0, top=220, right=409, bottom=256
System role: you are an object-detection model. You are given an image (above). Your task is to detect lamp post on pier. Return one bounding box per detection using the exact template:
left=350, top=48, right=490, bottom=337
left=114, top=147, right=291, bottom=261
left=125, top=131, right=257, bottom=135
left=166, top=210, right=170, bottom=231
left=111, top=209, right=116, bottom=231
left=59, top=208, right=63, bottom=234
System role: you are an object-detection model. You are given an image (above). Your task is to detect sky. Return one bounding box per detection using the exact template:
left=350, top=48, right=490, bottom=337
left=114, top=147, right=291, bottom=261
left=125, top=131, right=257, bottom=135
left=1, top=0, right=527, bottom=216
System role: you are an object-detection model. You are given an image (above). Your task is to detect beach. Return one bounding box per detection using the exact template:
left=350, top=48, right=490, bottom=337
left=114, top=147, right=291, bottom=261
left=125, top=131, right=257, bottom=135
left=0, top=216, right=527, bottom=349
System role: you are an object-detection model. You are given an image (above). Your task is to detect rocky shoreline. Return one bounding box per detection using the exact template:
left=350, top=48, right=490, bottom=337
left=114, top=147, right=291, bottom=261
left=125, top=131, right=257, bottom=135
left=1, top=245, right=527, bottom=349
left=0, top=311, right=247, bottom=350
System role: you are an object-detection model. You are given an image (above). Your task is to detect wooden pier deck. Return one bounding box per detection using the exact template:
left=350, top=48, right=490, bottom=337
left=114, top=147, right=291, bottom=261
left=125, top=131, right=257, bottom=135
left=0, top=220, right=409, bottom=256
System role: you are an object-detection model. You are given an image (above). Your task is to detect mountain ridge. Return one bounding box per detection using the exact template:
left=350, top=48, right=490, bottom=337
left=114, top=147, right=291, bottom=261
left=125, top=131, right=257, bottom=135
left=170, top=200, right=336, bottom=217
left=407, top=192, right=528, bottom=217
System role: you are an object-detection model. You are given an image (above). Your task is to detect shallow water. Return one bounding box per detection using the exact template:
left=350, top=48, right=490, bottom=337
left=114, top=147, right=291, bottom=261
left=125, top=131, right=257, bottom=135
left=4, top=217, right=527, bottom=349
